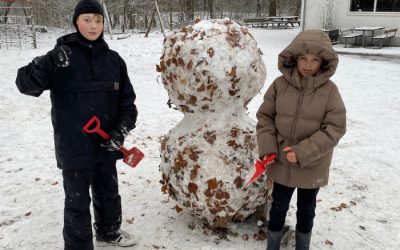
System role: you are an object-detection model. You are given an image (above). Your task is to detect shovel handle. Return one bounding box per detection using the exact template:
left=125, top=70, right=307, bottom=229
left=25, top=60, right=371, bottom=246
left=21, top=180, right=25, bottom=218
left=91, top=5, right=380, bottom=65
left=83, top=116, right=110, bottom=140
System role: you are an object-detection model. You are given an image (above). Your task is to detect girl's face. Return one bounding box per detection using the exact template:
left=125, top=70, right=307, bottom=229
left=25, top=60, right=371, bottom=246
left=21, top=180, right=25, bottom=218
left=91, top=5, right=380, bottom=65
left=76, top=14, right=104, bottom=41
left=297, top=54, right=322, bottom=77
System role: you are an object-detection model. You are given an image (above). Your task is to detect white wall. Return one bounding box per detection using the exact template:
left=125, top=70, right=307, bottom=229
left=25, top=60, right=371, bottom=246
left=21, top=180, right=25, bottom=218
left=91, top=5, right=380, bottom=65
left=303, top=0, right=400, bottom=46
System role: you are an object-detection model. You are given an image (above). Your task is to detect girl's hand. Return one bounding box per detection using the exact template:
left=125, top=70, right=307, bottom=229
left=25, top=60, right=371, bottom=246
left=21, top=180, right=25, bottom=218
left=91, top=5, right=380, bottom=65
left=283, top=146, right=298, bottom=163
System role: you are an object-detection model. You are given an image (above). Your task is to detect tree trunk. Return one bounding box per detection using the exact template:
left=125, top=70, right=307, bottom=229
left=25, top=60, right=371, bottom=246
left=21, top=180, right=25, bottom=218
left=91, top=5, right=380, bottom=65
left=256, top=0, right=262, bottom=17
left=1, top=2, right=14, bottom=24
left=208, top=0, right=215, bottom=19
left=294, top=0, right=302, bottom=16
left=269, top=0, right=277, bottom=16
left=185, top=0, right=194, bottom=21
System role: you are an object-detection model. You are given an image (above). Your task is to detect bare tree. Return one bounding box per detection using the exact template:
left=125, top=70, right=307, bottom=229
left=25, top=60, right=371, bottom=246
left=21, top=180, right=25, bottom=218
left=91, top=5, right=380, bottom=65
left=208, top=0, right=215, bottom=19
left=269, top=0, right=277, bottom=16
left=256, top=0, right=262, bottom=17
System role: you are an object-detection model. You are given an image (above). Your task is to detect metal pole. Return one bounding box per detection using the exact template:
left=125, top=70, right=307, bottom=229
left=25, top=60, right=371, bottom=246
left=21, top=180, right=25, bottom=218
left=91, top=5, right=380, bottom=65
left=300, top=0, right=306, bottom=31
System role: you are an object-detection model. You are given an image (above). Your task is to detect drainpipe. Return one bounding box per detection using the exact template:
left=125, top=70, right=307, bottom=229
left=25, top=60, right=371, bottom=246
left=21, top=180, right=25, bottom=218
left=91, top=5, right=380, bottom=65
left=300, top=0, right=306, bottom=31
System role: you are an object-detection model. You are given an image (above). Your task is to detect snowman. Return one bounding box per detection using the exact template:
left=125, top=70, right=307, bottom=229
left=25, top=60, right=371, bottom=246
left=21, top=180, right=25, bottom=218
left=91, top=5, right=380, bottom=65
left=157, top=19, right=270, bottom=229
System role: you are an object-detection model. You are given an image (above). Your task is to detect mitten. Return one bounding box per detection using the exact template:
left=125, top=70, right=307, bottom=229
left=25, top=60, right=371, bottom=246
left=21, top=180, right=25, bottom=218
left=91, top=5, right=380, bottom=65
left=101, top=130, right=125, bottom=151
left=47, top=45, right=72, bottom=68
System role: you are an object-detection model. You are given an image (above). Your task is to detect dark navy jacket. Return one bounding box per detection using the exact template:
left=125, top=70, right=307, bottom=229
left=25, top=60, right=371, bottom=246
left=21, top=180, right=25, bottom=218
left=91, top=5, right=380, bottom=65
left=16, top=33, right=138, bottom=169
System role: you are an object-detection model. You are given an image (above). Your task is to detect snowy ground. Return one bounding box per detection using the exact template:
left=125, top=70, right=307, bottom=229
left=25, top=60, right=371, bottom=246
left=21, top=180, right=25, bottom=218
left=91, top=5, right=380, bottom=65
left=1, top=27, right=400, bottom=250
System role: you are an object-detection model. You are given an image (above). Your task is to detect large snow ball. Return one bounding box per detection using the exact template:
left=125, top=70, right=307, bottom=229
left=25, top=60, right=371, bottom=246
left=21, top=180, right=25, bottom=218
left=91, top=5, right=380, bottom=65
left=157, top=19, right=266, bottom=113
left=160, top=113, right=270, bottom=229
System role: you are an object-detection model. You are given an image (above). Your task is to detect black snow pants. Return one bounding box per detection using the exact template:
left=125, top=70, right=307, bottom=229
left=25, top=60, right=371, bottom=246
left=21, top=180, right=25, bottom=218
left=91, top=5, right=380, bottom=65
left=62, top=160, right=122, bottom=250
left=268, top=182, right=319, bottom=233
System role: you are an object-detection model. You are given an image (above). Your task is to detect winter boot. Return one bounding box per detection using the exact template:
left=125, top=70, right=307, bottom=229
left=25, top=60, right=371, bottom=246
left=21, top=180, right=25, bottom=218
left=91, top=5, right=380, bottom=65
left=266, top=229, right=283, bottom=250
left=295, top=230, right=312, bottom=250
left=96, top=230, right=137, bottom=247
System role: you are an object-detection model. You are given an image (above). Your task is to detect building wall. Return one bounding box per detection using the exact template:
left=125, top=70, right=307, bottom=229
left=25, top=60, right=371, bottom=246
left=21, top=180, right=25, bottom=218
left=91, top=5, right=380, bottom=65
left=303, top=0, right=400, bottom=46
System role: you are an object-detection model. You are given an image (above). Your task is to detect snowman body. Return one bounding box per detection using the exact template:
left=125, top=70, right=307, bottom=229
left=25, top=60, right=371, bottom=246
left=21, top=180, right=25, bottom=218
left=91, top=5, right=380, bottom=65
left=158, top=19, right=269, bottom=228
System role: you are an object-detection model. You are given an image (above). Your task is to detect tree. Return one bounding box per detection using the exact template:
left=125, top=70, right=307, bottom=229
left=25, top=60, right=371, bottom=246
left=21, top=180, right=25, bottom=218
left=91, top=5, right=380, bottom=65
left=208, top=0, right=215, bottom=19
left=269, top=0, right=277, bottom=16
left=256, top=0, right=262, bottom=17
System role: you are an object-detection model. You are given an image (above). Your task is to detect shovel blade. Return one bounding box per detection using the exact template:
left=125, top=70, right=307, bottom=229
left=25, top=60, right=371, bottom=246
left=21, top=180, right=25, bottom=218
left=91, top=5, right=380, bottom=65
left=245, top=160, right=266, bottom=185
left=122, top=147, right=144, bottom=168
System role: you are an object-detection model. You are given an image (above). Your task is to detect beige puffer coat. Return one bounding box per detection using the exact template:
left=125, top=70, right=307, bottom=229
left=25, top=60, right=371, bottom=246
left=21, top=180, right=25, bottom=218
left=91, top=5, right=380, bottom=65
left=256, top=30, right=346, bottom=189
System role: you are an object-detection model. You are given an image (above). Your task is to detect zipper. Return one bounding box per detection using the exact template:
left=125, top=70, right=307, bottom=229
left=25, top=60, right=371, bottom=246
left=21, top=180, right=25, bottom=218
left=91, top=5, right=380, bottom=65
left=290, top=89, right=304, bottom=145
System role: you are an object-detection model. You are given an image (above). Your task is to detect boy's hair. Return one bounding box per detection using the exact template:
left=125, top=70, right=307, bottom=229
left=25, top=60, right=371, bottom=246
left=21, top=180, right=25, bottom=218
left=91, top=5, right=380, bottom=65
left=73, top=0, right=105, bottom=30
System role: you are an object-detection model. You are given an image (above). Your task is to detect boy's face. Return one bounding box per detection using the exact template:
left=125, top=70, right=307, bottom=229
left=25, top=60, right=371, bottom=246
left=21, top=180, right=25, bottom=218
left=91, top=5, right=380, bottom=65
left=297, top=54, right=322, bottom=77
left=76, top=13, right=104, bottom=41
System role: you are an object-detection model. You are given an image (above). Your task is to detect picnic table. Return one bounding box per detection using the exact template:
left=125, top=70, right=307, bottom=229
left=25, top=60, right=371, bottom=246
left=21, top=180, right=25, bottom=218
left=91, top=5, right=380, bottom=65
left=267, top=16, right=300, bottom=28
left=354, top=26, right=384, bottom=47
left=243, top=16, right=300, bottom=29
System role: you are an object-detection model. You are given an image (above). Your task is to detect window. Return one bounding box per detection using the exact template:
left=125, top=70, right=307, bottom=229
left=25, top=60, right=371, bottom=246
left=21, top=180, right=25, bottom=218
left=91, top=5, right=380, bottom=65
left=376, top=0, right=400, bottom=12
left=350, top=0, right=400, bottom=12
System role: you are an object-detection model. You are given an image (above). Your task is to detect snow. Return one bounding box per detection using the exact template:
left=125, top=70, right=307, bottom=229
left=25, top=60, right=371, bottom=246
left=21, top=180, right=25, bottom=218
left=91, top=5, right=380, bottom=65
left=1, top=26, right=400, bottom=249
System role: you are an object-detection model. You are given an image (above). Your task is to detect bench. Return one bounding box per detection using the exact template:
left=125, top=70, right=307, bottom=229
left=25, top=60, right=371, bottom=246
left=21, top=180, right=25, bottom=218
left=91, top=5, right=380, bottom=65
left=340, top=27, right=363, bottom=47
left=371, top=28, right=398, bottom=48
left=243, top=18, right=268, bottom=28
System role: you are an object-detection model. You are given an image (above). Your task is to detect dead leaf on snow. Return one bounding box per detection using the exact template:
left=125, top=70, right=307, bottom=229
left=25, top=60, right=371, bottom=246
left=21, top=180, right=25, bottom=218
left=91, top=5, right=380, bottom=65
left=126, top=218, right=134, bottom=224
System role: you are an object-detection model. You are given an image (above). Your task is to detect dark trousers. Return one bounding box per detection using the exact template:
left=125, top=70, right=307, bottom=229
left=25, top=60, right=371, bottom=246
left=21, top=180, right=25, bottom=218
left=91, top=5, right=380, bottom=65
left=268, top=182, right=319, bottom=233
left=62, top=160, right=122, bottom=250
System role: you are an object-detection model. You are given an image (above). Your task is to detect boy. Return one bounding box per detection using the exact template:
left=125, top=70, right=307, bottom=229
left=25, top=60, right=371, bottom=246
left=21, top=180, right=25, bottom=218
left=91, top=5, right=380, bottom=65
left=15, top=0, right=137, bottom=249
left=256, top=30, right=346, bottom=250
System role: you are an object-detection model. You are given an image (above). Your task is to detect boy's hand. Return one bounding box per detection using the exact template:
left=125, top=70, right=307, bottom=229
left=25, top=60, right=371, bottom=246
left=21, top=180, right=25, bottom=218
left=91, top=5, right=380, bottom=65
left=101, top=130, right=124, bottom=151
left=283, top=146, right=298, bottom=163
left=47, top=45, right=72, bottom=68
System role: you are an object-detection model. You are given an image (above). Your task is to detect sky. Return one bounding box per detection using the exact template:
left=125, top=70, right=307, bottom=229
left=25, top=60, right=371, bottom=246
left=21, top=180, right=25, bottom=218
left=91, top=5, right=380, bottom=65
left=1, top=26, right=400, bottom=249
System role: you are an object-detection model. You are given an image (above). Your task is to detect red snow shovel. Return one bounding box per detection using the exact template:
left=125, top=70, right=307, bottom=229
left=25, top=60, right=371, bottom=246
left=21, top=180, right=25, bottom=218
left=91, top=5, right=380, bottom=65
left=83, top=116, right=144, bottom=168
left=245, top=153, right=276, bottom=185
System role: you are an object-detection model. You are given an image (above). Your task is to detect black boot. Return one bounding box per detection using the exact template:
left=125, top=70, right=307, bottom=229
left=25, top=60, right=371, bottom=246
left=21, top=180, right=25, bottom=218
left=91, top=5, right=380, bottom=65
left=295, top=230, right=312, bottom=250
left=267, top=229, right=283, bottom=250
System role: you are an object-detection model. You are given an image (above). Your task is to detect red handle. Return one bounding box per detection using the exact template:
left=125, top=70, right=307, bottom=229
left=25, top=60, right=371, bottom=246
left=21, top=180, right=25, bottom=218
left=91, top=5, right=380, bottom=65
left=261, top=153, right=276, bottom=165
left=83, top=116, right=110, bottom=140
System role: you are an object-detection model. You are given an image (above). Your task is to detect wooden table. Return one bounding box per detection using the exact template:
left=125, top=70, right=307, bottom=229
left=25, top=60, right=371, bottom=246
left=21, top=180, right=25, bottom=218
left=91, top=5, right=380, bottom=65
left=354, top=26, right=384, bottom=47
left=267, top=16, right=299, bottom=28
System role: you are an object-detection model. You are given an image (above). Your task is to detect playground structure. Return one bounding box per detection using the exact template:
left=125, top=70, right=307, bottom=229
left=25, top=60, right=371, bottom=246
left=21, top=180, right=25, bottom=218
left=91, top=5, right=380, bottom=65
left=0, top=0, right=36, bottom=49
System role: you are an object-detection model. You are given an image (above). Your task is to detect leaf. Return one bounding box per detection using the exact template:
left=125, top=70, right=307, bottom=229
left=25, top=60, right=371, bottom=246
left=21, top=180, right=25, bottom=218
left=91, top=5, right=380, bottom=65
left=203, top=131, right=216, bottom=145
left=350, top=201, right=357, bottom=206
left=190, top=164, right=201, bottom=180
left=325, top=239, right=334, bottom=246
left=51, top=181, right=58, bottom=185
left=126, top=218, right=134, bottom=224
left=254, top=229, right=267, bottom=241
left=25, top=211, right=32, bottom=216
left=213, top=216, right=228, bottom=229
left=228, top=66, right=237, bottom=77
left=152, top=245, right=161, bottom=249
left=207, top=47, right=214, bottom=57
left=359, top=225, right=366, bottom=230
left=175, top=205, right=183, bottom=213
left=207, top=178, right=218, bottom=189
left=339, top=203, right=348, bottom=209
left=187, top=60, right=193, bottom=70
left=234, top=176, right=244, bottom=188
left=188, top=182, right=198, bottom=194
left=230, top=127, right=239, bottom=137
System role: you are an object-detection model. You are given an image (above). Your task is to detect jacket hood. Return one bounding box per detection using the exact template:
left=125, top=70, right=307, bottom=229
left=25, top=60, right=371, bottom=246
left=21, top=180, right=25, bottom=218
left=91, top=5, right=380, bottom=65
left=278, top=29, right=338, bottom=89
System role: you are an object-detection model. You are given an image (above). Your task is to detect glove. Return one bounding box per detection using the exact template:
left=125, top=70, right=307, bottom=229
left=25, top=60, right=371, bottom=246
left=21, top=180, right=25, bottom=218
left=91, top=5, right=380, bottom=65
left=46, top=45, right=72, bottom=68
left=101, top=130, right=125, bottom=151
